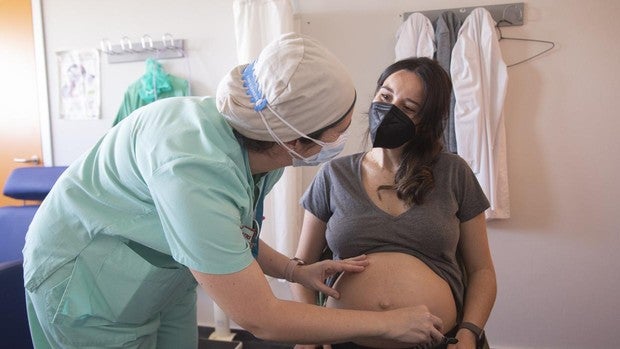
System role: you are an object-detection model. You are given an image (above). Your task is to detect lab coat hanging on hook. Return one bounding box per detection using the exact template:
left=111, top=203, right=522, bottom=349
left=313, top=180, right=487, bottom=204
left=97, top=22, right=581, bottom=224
left=451, top=8, right=510, bottom=220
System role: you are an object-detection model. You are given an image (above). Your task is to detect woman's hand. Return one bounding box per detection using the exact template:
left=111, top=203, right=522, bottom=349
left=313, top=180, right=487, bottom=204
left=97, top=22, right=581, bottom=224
left=293, top=255, right=368, bottom=299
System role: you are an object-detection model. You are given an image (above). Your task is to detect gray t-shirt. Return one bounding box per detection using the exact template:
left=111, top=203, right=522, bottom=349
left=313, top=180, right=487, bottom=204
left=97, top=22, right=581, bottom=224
left=300, top=152, right=490, bottom=313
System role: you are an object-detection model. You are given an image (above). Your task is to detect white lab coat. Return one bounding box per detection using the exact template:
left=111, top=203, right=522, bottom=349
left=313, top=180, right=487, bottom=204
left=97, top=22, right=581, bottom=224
left=451, top=8, right=510, bottom=220
left=395, top=12, right=435, bottom=60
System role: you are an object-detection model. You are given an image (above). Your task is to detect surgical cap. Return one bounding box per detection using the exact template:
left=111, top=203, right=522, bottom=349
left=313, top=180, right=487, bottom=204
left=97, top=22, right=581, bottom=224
left=216, top=32, right=356, bottom=142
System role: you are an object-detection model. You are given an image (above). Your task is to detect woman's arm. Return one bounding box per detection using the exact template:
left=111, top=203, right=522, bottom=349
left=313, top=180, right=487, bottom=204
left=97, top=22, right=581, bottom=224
left=454, top=213, right=497, bottom=348
left=191, top=260, right=444, bottom=345
left=288, top=210, right=366, bottom=349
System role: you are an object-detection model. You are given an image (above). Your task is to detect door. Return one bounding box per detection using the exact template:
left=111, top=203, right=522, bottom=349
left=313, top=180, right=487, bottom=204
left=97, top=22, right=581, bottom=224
left=0, top=0, right=43, bottom=206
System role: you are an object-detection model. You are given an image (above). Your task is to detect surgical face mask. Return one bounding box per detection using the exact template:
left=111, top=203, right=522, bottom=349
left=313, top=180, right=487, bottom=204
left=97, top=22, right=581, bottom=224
left=291, top=130, right=349, bottom=167
left=258, top=104, right=349, bottom=167
left=369, top=102, right=416, bottom=149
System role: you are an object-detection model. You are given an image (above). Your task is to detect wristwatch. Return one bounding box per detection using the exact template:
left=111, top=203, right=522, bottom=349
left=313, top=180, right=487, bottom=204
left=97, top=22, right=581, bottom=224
left=459, top=322, right=484, bottom=340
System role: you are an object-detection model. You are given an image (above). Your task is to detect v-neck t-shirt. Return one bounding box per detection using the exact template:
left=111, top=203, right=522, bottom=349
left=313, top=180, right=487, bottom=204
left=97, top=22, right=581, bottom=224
left=300, top=151, right=489, bottom=312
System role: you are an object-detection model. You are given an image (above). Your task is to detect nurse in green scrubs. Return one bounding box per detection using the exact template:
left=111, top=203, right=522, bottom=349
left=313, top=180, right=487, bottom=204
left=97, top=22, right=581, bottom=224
left=23, top=33, right=445, bottom=348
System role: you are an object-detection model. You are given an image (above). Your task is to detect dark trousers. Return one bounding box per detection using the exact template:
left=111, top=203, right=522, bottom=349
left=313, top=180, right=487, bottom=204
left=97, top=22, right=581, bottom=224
left=331, top=326, right=459, bottom=349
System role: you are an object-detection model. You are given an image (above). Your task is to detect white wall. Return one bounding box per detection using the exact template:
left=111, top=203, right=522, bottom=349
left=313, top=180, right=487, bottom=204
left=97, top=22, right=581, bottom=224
left=42, top=0, right=238, bottom=164
left=40, top=1, right=620, bottom=348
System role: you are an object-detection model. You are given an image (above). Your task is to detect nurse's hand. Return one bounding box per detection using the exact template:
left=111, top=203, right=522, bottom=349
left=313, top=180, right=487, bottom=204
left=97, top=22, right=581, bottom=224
left=380, top=305, right=444, bottom=348
left=292, top=255, right=368, bottom=299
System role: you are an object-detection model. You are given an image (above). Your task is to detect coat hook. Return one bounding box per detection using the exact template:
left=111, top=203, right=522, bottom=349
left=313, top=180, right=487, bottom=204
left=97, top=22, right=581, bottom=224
left=101, top=33, right=185, bottom=63
left=141, top=35, right=155, bottom=51
left=502, top=4, right=523, bottom=23
left=120, top=36, right=134, bottom=52
left=100, top=39, right=116, bottom=54
left=162, top=33, right=175, bottom=49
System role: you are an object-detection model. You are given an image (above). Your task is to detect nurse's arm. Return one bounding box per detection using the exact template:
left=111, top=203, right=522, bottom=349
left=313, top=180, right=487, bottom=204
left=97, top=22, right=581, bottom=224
left=254, top=239, right=367, bottom=299
left=190, top=262, right=444, bottom=344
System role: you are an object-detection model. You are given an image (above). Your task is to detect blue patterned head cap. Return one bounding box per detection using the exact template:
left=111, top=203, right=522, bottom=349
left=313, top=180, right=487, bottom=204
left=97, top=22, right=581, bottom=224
left=216, top=32, right=356, bottom=142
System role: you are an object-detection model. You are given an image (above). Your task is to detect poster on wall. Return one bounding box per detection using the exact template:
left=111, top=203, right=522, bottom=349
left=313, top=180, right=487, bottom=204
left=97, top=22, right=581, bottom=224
left=57, top=49, right=100, bottom=120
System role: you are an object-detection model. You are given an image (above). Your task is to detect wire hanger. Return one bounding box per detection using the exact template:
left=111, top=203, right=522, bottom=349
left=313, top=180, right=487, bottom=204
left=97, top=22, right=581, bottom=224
left=496, top=19, right=555, bottom=67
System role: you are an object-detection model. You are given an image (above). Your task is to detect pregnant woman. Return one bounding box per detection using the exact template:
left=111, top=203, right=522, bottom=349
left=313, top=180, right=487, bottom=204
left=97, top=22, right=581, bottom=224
left=291, top=57, right=496, bottom=349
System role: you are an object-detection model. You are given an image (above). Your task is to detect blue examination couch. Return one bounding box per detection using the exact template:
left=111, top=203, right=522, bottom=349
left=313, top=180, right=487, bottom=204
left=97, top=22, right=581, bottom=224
left=0, top=166, right=67, bottom=348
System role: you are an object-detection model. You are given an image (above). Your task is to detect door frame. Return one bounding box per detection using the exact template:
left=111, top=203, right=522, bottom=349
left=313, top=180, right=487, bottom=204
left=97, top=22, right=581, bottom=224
left=31, top=0, right=53, bottom=166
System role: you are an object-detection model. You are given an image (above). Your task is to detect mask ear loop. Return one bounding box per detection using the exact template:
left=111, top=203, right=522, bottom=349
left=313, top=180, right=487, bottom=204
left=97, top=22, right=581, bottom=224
left=242, top=62, right=329, bottom=148
left=259, top=108, right=350, bottom=163
left=265, top=104, right=329, bottom=147
left=256, top=109, right=310, bottom=161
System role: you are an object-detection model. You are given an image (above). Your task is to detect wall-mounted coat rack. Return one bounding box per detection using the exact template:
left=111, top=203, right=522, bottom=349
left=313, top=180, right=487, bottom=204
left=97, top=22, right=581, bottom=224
left=404, top=2, right=524, bottom=27
left=100, top=33, right=185, bottom=64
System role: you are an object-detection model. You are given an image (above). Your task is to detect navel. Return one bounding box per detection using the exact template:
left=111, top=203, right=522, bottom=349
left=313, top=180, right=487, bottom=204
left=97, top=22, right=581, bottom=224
left=378, top=298, right=392, bottom=310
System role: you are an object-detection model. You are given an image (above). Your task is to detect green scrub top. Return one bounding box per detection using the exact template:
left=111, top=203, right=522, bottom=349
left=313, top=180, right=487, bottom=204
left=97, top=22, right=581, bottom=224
left=23, top=96, right=283, bottom=292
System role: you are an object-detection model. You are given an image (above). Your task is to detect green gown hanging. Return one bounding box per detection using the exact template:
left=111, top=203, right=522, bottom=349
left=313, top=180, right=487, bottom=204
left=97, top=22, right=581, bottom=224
left=113, top=58, right=190, bottom=126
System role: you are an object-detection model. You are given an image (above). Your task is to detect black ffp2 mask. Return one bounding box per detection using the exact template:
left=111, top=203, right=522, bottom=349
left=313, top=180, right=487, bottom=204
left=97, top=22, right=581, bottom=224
left=369, top=102, right=416, bottom=149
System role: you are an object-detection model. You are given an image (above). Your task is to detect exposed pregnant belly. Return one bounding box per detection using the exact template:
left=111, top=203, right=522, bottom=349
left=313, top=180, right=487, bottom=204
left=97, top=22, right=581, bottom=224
left=326, top=252, right=457, bottom=348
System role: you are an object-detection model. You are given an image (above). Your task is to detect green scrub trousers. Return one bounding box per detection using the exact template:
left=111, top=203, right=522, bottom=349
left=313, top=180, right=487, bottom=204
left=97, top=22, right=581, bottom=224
left=25, top=235, right=199, bottom=348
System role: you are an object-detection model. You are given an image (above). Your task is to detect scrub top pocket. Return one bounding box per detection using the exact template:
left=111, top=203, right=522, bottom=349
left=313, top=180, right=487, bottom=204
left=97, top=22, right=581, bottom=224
left=49, top=235, right=196, bottom=328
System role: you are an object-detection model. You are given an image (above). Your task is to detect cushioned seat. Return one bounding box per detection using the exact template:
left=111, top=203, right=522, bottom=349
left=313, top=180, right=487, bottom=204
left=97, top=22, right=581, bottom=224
left=0, top=166, right=67, bottom=263
left=0, top=166, right=67, bottom=348
left=0, top=260, right=33, bottom=348
left=3, top=166, right=67, bottom=201
left=0, top=205, right=39, bottom=263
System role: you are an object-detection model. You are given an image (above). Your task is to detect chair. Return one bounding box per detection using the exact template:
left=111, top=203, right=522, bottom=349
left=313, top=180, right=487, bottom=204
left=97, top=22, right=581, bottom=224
left=0, top=166, right=67, bottom=349
left=2, top=166, right=67, bottom=201
left=1, top=166, right=66, bottom=263
left=0, top=206, right=39, bottom=263
left=0, top=260, right=33, bottom=349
